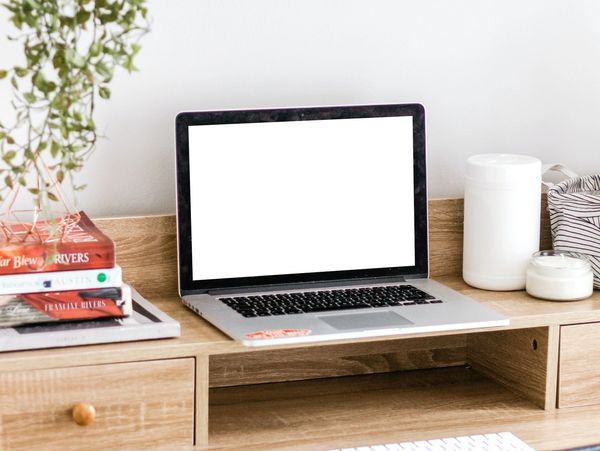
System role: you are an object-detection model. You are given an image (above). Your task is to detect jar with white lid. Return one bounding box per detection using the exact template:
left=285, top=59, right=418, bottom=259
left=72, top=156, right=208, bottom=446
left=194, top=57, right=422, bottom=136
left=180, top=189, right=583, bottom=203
left=526, top=250, right=593, bottom=301
left=463, top=154, right=542, bottom=290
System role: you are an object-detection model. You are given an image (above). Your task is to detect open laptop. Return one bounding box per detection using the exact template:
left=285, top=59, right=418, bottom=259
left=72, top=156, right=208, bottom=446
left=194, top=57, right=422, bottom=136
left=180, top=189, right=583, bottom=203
left=175, top=104, right=508, bottom=346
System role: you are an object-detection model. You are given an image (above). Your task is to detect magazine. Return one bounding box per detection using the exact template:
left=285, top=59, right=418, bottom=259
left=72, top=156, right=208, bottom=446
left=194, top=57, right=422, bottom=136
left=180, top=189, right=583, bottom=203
left=0, top=288, right=180, bottom=352
left=0, top=285, right=132, bottom=328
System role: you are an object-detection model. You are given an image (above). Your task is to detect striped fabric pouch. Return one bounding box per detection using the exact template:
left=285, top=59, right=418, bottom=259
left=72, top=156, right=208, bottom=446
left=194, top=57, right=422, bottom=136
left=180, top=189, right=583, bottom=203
left=548, top=174, right=600, bottom=288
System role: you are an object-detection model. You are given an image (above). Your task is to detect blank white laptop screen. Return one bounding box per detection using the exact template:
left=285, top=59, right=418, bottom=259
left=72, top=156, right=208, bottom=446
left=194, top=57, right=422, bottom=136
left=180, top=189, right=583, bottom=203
left=188, top=115, right=415, bottom=281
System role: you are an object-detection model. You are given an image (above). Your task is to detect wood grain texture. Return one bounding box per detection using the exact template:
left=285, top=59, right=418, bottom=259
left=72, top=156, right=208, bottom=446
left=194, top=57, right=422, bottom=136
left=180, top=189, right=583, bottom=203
left=91, top=196, right=550, bottom=290
left=467, top=326, right=558, bottom=410
left=0, top=359, right=195, bottom=450
left=209, top=335, right=466, bottom=387
left=428, top=198, right=465, bottom=278
left=196, top=354, right=210, bottom=448
left=0, top=198, right=593, bottom=451
left=6, top=275, right=600, bottom=375
left=428, top=195, right=552, bottom=278
left=0, top=199, right=593, bottom=451
left=558, top=322, right=600, bottom=408
left=94, top=214, right=178, bottom=298
left=208, top=366, right=600, bottom=451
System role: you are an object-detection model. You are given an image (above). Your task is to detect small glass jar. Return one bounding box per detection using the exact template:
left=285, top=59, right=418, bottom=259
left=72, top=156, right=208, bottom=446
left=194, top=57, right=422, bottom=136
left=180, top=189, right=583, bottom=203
left=526, top=250, right=594, bottom=301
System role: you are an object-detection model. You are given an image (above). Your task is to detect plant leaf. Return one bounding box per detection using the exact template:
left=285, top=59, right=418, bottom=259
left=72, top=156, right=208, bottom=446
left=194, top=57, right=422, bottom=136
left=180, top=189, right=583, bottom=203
left=95, top=61, right=112, bottom=81
left=65, top=48, right=86, bottom=68
left=2, top=151, right=16, bottom=162
left=50, top=141, right=60, bottom=158
left=99, top=86, right=110, bottom=99
left=76, top=10, right=91, bottom=25
left=32, top=71, right=45, bottom=90
left=23, top=92, right=36, bottom=103
left=15, top=67, right=28, bottom=78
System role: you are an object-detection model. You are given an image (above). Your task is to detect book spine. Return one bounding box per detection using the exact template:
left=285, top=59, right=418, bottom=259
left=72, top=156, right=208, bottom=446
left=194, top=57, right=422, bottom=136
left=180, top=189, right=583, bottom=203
left=0, top=241, right=115, bottom=275
left=0, top=285, right=132, bottom=328
left=0, top=266, right=122, bottom=295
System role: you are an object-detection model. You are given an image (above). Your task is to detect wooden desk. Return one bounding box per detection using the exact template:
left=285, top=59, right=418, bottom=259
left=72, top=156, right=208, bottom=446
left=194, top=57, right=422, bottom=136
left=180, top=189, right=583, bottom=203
left=2, top=199, right=600, bottom=450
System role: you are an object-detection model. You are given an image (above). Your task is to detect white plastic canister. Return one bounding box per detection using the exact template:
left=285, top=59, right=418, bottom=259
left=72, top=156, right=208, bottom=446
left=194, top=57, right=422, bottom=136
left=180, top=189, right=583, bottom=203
left=463, top=154, right=541, bottom=290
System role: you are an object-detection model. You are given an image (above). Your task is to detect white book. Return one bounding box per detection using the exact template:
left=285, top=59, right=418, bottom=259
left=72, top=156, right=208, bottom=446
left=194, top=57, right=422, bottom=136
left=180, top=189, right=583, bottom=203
left=0, top=287, right=180, bottom=352
left=0, top=265, right=122, bottom=295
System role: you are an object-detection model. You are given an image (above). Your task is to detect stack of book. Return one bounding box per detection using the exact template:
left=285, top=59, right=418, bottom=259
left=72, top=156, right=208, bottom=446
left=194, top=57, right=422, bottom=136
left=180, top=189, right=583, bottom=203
left=0, top=212, right=179, bottom=351
left=0, top=212, right=128, bottom=328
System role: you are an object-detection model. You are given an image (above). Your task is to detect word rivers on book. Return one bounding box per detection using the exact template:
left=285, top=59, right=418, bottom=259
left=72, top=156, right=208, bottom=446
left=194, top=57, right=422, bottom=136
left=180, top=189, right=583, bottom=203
left=43, top=300, right=110, bottom=311
left=0, top=252, right=90, bottom=270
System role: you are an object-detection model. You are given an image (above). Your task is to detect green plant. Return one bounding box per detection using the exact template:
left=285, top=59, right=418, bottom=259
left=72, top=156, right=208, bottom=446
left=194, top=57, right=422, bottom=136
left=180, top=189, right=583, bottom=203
left=0, top=0, right=149, bottom=206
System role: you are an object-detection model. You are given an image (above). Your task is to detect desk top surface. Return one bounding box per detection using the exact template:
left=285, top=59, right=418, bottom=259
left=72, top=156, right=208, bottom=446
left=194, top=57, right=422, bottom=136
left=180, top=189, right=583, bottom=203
left=1, top=208, right=599, bottom=450
left=2, top=275, right=600, bottom=371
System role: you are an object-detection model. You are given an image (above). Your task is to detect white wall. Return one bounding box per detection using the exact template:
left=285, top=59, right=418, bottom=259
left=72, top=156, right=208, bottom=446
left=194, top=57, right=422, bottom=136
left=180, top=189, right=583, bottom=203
left=2, top=0, right=600, bottom=217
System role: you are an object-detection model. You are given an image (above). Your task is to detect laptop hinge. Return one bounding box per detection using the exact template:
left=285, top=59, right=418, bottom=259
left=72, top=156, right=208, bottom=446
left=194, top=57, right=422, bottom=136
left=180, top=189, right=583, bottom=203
left=202, top=275, right=414, bottom=296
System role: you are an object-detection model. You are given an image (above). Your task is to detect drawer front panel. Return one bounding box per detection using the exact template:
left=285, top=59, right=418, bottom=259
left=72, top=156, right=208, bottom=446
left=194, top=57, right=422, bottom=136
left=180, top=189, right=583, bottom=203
left=0, top=358, right=195, bottom=450
left=559, top=323, right=600, bottom=408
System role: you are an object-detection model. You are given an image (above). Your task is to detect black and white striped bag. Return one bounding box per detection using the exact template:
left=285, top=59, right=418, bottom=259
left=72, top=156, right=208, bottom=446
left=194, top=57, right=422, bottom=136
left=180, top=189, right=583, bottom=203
left=547, top=171, right=600, bottom=289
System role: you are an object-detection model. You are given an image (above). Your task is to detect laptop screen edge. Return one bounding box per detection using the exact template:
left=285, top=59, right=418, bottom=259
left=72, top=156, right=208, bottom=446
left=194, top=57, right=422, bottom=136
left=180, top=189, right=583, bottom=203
left=175, top=104, right=428, bottom=295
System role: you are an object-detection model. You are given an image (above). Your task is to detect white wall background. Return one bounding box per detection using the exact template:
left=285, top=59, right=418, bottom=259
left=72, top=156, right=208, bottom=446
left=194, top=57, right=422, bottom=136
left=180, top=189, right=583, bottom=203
left=2, top=0, right=600, bottom=217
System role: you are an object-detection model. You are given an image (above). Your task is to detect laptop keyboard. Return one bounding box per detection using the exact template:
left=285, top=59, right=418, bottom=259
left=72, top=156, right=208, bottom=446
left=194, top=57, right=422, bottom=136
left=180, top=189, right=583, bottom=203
left=219, top=285, right=443, bottom=318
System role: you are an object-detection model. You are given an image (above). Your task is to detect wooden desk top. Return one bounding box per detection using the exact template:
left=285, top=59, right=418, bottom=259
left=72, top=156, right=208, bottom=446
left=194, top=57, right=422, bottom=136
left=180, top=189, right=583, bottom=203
left=2, top=274, right=600, bottom=372
left=0, top=201, right=594, bottom=375
left=1, top=201, right=599, bottom=451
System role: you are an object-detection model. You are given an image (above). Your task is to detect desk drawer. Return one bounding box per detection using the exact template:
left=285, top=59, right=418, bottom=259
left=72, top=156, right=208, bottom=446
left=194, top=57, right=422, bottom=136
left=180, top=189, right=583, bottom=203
left=0, top=358, right=195, bottom=450
left=559, top=322, right=600, bottom=408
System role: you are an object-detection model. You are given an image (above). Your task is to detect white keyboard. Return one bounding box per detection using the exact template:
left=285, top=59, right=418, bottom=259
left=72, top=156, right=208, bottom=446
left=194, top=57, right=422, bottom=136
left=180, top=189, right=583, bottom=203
left=329, top=432, right=535, bottom=451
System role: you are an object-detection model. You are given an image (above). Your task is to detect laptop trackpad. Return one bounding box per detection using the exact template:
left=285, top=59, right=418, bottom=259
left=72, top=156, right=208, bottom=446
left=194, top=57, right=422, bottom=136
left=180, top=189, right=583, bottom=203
left=319, top=311, right=413, bottom=330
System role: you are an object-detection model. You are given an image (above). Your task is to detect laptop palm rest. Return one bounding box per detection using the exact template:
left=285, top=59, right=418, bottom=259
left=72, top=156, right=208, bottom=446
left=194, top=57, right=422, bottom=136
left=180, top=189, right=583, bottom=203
left=319, top=311, right=413, bottom=330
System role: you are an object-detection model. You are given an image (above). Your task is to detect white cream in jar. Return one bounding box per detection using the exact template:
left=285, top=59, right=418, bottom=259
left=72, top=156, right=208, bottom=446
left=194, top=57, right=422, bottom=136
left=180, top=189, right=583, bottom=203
left=526, top=250, right=593, bottom=301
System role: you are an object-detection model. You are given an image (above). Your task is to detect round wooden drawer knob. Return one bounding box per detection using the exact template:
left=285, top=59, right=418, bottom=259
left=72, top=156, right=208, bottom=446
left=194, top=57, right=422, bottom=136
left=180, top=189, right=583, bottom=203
left=72, top=403, right=96, bottom=426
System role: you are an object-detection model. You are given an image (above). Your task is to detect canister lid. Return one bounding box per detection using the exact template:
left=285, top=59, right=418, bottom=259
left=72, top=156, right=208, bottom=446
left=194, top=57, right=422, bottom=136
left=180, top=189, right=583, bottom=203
left=466, top=154, right=541, bottom=185
left=529, top=250, right=592, bottom=277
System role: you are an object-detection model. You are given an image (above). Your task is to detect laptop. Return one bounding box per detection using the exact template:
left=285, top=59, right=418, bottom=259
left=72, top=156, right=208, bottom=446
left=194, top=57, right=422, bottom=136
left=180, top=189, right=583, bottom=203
left=175, top=104, right=508, bottom=346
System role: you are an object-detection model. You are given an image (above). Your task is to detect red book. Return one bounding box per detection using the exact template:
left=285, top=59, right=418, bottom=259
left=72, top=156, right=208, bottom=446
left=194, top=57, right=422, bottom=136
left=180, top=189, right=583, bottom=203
left=0, top=211, right=115, bottom=275
left=0, top=285, right=132, bottom=328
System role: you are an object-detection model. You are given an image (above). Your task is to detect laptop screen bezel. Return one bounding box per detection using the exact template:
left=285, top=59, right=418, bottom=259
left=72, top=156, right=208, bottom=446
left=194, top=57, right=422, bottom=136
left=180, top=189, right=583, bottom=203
left=176, top=104, right=428, bottom=295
